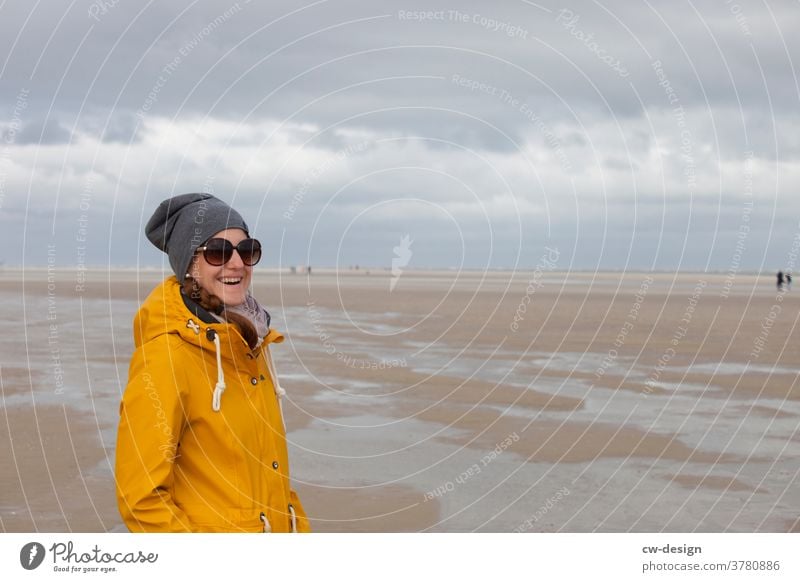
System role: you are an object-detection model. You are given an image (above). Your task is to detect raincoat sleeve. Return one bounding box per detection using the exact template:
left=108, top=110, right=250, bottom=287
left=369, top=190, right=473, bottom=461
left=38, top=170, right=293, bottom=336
left=115, top=336, right=192, bottom=532
left=289, top=489, right=311, bottom=532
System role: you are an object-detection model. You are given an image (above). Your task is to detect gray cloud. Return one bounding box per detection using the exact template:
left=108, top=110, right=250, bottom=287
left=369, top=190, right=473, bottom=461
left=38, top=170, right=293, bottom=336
left=11, top=118, right=73, bottom=144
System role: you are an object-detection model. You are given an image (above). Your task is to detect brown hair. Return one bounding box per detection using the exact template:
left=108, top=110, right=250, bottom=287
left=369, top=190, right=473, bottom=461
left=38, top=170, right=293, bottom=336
left=182, top=277, right=259, bottom=349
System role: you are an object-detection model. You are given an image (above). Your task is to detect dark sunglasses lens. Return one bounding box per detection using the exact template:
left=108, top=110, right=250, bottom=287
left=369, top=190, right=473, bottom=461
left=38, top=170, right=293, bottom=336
left=238, top=239, right=261, bottom=266
left=203, top=239, right=232, bottom=266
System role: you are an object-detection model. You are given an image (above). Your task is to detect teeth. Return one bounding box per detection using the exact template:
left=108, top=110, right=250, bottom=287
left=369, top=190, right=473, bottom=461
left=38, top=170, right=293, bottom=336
left=220, top=277, right=242, bottom=284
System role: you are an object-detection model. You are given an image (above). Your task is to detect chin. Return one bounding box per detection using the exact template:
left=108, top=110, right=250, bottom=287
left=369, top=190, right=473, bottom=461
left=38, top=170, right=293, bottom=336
left=213, top=282, right=248, bottom=306
left=219, top=290, right=247, bottom=306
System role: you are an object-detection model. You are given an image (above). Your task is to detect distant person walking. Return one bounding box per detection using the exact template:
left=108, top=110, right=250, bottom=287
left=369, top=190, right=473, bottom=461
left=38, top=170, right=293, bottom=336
left=787, top=273, right=793, bottom=290
left=777, top=270, right=784, bottom=290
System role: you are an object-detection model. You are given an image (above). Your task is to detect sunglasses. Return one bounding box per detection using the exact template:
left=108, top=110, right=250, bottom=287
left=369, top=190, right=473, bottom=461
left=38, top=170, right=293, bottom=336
left=197, top=238, right=262, bottom=266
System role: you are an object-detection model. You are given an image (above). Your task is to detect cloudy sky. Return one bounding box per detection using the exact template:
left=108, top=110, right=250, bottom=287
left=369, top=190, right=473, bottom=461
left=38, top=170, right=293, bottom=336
left=0, top=0, right=798, bottom=271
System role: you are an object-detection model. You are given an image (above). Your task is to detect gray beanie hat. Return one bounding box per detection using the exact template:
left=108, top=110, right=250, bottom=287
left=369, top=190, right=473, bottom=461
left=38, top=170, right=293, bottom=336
left=145, top=193, right=249, bottom=284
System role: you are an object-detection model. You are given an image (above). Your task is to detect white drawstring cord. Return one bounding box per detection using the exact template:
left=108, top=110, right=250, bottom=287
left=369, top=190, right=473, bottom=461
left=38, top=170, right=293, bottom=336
left=260, top=512, right=272, bottom=533
left=209, top=330, right=226, bottom=412
left=263, top=347, right=286, bottom=430
left=288, top=504, right=297, bottom=533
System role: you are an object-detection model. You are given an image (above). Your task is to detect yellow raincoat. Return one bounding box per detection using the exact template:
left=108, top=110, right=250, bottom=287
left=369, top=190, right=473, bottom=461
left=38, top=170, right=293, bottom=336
left=115, top=276, right=310, bottom=532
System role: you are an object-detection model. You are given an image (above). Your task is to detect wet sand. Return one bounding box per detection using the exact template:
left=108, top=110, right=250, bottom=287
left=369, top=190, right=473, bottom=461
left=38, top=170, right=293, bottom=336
left=1, top=268, right=798, bottom=532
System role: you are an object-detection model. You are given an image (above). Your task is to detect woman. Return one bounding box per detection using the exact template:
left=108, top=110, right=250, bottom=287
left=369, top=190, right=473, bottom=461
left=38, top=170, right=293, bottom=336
left=115, top=193, right=309, bottom=533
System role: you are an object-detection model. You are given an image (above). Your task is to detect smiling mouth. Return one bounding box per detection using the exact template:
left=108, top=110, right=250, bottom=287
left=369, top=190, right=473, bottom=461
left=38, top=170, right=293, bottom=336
left=220, top=277, right=243, bottom=286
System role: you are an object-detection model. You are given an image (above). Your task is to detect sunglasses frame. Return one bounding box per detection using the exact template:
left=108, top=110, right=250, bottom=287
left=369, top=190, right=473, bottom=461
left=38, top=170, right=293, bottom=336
left=197, top=237, right=262, bottom=266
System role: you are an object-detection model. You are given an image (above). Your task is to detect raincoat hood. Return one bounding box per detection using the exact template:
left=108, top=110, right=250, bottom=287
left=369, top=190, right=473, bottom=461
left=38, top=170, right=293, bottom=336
left=134, top=276, right=284, bottom=357
left=134, top=276, right=284, bottom=413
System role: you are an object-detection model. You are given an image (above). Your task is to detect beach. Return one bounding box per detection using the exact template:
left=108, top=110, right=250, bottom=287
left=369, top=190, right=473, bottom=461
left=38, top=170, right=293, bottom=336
left=1, top=267, right=798, bottom=532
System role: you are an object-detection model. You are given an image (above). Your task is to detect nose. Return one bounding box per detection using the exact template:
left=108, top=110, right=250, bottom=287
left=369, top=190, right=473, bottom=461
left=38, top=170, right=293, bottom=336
left=227, top=246, right=246, bottom=269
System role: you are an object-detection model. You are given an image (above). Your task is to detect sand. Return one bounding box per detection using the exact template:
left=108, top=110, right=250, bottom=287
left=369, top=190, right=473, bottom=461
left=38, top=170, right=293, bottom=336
left=1, top=267, right=798, bottom=532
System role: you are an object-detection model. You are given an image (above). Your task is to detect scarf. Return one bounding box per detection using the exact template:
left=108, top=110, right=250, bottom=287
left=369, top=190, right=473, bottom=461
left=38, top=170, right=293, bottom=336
left=213, top=292, right=272, bottom=348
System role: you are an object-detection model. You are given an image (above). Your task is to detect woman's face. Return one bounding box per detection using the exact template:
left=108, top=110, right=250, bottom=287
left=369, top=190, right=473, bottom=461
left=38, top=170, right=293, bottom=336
left=188, top=228, right=252, bottom=306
